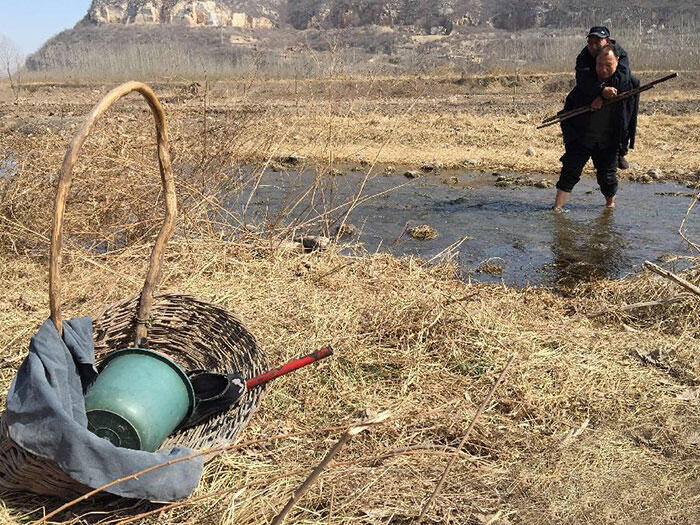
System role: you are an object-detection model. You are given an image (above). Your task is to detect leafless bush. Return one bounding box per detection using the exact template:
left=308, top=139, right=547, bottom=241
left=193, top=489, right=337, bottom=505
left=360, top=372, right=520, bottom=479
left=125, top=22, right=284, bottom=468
left=0, top=34, right=23, bottom=100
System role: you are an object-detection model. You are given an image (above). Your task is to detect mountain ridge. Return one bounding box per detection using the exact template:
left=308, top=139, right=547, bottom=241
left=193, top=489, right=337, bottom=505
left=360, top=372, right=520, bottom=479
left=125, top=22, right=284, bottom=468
left=25, top=1, right=699, bottom=74
left=83, top=1, right=699, bottom=32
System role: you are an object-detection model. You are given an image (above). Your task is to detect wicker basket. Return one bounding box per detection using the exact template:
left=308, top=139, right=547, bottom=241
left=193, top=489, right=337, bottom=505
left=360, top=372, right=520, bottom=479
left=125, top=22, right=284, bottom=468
left=0, top=83, right=267, bottom=498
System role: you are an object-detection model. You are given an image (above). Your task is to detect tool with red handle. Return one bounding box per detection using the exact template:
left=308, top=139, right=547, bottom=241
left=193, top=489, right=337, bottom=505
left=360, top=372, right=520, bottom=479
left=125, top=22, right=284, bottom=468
left=247, top=346, right=334, bottom=389
left=183, top=346, right=334, bottom=429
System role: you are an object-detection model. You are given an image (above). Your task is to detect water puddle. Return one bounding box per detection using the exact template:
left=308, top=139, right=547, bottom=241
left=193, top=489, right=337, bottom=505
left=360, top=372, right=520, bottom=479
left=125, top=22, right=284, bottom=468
left=235, top=169, right=699, bottom=287
left=0, top=154, right=19, bottom=179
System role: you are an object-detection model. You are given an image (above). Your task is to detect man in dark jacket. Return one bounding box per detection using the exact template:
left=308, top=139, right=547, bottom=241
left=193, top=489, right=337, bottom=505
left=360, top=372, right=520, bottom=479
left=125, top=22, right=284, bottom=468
left=573, top=26, right=638, bottom=168
left=553, top=44, right=637, bottom=211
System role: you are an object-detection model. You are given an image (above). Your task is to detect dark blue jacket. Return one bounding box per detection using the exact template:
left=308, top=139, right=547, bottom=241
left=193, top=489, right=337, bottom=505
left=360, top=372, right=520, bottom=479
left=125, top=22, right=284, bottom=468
left=575, top=40, right=630, bottom=99
left=561, top=67, right=638, bottom=152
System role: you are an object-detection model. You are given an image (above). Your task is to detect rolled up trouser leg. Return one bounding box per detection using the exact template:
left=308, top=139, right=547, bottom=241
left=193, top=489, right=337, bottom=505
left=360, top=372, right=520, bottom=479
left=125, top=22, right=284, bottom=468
left=591, top=144, right=619, bottom=198
left=556, top=142, right=591, bottom=193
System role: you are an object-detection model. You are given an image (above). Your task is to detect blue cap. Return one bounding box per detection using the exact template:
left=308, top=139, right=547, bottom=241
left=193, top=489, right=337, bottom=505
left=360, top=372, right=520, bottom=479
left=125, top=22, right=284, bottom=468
left=587, top=26, right=610, bottom=39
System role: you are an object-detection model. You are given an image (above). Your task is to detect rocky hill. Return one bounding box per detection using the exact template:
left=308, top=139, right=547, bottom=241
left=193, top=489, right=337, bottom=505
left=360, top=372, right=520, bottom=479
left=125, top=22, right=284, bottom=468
left=85, top=0, right=283, bottom=29
left=25, top=1, right=699, bottom=75
left=83, top=0, right=698, bottom=32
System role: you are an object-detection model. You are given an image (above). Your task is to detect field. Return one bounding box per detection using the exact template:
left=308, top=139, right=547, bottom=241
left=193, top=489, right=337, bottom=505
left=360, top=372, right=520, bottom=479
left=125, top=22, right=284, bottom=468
left=4, top=71, right=700, bottom=182
left=0, top=71, right=698, bottom=524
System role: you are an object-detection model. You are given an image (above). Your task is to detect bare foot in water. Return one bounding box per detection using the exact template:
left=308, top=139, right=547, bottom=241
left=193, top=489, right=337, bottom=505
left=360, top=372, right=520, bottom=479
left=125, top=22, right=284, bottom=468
left=605, top=196, right=616, bottom=208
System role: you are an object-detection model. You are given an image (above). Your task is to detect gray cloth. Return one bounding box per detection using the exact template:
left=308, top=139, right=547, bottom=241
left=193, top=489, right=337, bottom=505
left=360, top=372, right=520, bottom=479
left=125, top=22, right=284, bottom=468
left=5, top=317, right=203, bottom=501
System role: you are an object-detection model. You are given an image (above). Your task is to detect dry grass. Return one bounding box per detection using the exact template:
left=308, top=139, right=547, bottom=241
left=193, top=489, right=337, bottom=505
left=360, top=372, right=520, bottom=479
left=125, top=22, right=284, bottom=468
left=3, top=72, right=699, bottom=186
left=0, top=74, right=698, bottom=524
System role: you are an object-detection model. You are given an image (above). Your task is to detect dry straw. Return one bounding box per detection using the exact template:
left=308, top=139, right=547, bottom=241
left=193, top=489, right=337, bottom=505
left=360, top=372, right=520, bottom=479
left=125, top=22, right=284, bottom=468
left=0, top=74, right=698, bottom=524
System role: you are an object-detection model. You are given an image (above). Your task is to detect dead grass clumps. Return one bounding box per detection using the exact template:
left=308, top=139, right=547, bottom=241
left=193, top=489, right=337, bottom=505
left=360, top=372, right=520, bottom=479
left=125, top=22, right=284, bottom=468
left=0, top=81, right=698, bottom=525
left=1, top=237, right=697, bottom=524
left=408, top=224, right=438, bottom=240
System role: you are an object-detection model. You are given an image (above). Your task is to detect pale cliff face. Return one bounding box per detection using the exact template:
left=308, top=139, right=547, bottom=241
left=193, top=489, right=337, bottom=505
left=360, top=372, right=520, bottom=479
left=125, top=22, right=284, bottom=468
left=88, top=0, right=277, bottom=29
left=85, top=1, right=486, bottom=31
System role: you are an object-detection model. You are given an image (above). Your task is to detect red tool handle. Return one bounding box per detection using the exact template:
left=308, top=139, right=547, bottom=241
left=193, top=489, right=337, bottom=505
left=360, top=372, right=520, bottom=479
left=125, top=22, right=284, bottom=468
left=246, top=346, right=333, bottom=389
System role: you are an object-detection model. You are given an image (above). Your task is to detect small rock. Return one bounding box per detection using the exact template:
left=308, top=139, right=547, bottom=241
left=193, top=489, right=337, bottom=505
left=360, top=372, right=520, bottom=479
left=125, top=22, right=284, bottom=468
left=421, top=161, right=443, bottom=172
left=443, top=176, right=459, bottom=185
left=535, top=179, right=553, bottom=189
left=404, top=170, right=422, bottom=179
left=647, top=168, right=663, bottom=180
left=359, top=159, right=370, bottom=167
left=525, top=145, right=536, bottom=156
left=476, top=262, right=504, bottom=275
left=269, top=162, right=286, bottom=172
left=383, top=165, right=396, bottom=175
left=408, top=224, right=438, bottom=240
left=637, top=174, right=653, bottom=183
left=293, top=235, right=331, bottom=252
left=495, top=175, right=515, bottom=187
left=328, top=169, right=344, bottom=177
left=335, top=224, right=359, bottom=238
left=463, top=158, right=480, bottom=166
left=279, top=153, right=305, bottom=166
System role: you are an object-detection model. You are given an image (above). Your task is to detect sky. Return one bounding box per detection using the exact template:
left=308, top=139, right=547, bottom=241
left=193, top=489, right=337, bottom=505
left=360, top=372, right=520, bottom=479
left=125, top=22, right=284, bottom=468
left=0, top=1, right=92, bottom=55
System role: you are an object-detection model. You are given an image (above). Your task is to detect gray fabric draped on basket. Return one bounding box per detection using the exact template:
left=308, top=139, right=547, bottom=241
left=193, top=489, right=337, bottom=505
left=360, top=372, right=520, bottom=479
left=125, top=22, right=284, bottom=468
left=0, top=82, right=267, bottom=498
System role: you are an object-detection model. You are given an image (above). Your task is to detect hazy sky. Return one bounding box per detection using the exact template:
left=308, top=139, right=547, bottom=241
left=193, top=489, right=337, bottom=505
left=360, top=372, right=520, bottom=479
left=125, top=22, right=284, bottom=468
left=0, top=1, right=92, bottom=55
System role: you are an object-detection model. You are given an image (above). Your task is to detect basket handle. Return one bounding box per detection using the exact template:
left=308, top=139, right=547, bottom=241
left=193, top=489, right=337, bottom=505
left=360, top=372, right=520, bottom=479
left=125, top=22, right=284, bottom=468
left=49, top=82, right=177, bottom=345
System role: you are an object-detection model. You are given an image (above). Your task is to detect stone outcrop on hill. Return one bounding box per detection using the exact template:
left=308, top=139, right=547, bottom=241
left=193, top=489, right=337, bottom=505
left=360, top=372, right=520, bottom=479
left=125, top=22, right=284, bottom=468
left=87, top=1, right=281, bottom=28
left=83, top=1, right=699, bottom=32
left=25, top=1, right=698, bottom=73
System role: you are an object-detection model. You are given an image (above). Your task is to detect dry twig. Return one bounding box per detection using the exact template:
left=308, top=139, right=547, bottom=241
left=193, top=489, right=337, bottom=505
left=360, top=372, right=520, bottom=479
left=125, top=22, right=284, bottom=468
left=643, top=261, right=700, bottom=297
left=270, top=411, right=391, bottom=525
left=418, top=356, right=514, bottom=523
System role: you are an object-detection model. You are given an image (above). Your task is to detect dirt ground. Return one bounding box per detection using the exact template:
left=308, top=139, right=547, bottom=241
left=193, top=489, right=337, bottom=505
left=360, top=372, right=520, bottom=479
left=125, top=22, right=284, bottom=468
left=1, top=71, right=699, bottom=186
left=0, top=73, right=698, bottom=525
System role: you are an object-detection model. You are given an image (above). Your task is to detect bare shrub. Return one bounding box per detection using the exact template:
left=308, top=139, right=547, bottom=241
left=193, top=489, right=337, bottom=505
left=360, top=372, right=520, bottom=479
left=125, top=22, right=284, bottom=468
left=0, top=34, right=23, bottom=100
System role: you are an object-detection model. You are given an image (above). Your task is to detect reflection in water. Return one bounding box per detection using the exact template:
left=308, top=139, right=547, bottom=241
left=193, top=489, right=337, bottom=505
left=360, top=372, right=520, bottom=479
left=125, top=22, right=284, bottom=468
left=233, top=167, right=695, bottom=286
left=550, top=209, right=626, bottom=288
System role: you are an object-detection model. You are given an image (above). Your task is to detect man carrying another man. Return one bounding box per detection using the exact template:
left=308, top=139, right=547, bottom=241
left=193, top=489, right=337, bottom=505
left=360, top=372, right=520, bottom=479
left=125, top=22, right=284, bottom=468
left=553, top=43, right=638, bottom=211
left=574, top=26, right=637, bottom=169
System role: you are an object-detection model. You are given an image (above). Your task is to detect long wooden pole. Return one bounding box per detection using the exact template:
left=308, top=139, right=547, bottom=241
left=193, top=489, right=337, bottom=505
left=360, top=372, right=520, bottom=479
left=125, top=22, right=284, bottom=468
left=538, top=73, right=678, bottom=129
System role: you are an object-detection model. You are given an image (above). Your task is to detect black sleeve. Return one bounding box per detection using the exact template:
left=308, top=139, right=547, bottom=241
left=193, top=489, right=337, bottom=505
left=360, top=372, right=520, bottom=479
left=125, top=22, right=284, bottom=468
left=575, top=49, right=605, bottom=99
left=616, top=43, right=631, bottom=78
left=606, top=67, right=633, bottom=91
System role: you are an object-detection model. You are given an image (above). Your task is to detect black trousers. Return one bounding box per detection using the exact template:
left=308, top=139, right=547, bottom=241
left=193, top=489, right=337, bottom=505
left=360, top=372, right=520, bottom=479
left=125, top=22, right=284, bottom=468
left=556, top=141, right=618, bottom=198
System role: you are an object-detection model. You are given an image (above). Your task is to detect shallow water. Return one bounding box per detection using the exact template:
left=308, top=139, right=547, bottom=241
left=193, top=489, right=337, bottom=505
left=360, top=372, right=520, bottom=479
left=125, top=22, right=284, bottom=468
left=0, top=154, right=19, bottom=179
left=238, top=169, right=698, bottom=287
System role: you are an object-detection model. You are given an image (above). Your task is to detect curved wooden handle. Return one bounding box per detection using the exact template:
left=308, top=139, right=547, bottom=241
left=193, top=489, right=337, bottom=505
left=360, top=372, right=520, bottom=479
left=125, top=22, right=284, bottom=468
left=49, top=82, right=177, bottom=345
